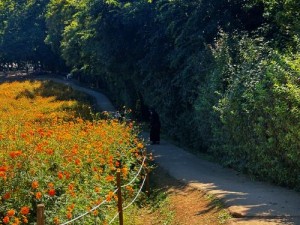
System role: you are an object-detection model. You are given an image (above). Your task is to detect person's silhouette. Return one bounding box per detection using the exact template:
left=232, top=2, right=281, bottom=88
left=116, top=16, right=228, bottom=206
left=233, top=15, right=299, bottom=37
left=149, top=109, right=161, bottom=144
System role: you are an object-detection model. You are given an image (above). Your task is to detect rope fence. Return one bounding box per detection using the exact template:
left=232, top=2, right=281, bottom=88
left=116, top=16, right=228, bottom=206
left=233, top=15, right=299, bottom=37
left=36, top=155, right=149, bottom=225
left=108, top=174, right=148, bottom=224
left=122, top=156, right=147, bottom=188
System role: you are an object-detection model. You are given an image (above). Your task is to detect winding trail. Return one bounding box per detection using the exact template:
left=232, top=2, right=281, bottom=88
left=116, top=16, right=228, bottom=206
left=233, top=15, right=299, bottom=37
left=3, top=75, right=300, bottom=225
left=37, top=77, right=116, bottom=112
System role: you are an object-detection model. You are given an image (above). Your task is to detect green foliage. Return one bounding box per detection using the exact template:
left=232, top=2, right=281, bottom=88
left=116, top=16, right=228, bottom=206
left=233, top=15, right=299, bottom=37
left=248, top=0, right=300, bottom=50
left=0, top=0, right=60, bottom=70
left=206, top=33, right=300, bottom=188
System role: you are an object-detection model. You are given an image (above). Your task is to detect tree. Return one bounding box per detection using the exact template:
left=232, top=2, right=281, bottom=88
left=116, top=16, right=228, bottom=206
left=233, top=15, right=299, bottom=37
left=248, top=0, right=300, bottom=49
left=0, top=0, right=60, bottom=70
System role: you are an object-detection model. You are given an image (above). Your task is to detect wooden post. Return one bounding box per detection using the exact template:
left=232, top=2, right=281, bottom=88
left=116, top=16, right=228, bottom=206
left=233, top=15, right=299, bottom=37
left=116, top=170, right=124, bottom=225
left=37, top=204, right=45, bottom=225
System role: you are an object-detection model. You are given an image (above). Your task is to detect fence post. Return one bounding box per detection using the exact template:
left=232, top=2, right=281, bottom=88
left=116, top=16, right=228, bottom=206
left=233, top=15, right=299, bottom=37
left=116, top=170, right=124, bottom=225
left=37, top=204, right=45, bottom=225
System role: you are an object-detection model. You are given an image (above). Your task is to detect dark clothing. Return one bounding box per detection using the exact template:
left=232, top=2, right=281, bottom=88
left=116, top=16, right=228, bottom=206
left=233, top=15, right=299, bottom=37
left=150, top=111, right=161, bottom=144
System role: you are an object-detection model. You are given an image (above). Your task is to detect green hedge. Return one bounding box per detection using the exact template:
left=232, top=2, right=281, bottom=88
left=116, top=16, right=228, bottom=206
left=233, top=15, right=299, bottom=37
left=200, top=33, right=300, bottom=189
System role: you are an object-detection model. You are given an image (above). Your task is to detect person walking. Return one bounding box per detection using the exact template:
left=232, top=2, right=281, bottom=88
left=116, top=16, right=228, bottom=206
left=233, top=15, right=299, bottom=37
left=149, top=109, right=161, bottom=145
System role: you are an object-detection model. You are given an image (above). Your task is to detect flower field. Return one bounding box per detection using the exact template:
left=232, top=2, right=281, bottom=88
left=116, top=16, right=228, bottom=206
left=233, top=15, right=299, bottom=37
left=0, top=80, right=147, bottom=224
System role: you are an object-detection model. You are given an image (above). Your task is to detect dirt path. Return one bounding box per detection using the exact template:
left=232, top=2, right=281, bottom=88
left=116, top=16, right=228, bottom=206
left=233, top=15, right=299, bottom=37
left=148, top=141, right=300, bottom=225
left=5, top=75, right=299, bottom=225
left=138, top=166, right=231, bottom=225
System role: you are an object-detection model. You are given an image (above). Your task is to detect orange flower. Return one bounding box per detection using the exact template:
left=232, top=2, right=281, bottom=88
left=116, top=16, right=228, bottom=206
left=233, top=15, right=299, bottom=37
left=95, top=198, right=103, bottom=205
left=20, top=206, right=30, bottom=215
left=31, top=181, right=39, bottom=189
left=3, top=216, right=9, bottom=224
left=23, top=217, right=28, bottom=223
left=57, top=171, right=64, bottom=179
left=105, top=175, right=114, bottom=182
left=13, top=217, right=20, bottom=225
left=48, top=189, right=56, bottom=197
left=7, top=209, right=15, bottom=217
left=106, top=191, right=114, bottom=202
left=48, top=182, right=54, bottom=188
left=67, top=203, right=75, bottom=211
left=125, top=186, right=134, bottom=193
left=0, top=171, right=6, bottom=179
left=121, top=167, right=128, bottom=177
left=9, top=150, right=22, bottom=158
left=46, top=148, right=54, bottom=155
left=3, top=192, right=11, bottom=200
left=95, top=187, right=101, bottom=193
left=0, top=165, right=8, bottom=172
left=68, top=183, right=74, bottom=191
left=74, top=158, right=81, bottom=165
left=137, top=143, right=144, bottom=149
left=64, top=171, right=70, bottom=179
left=113, top=195, right=118, bottom=201
left=35, top=144, right=43, bottom=152
left=35, top=192, right=42, bottom=200
left=93, top=210, right=98, bottom=216
left=53, top=217, right=60, bottom=225
left=66, top=212, right=72, bottom=219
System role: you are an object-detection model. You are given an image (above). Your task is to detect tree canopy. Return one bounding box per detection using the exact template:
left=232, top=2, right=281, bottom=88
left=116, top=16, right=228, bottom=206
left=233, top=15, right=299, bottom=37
left=0, top=0, right=63, bottom=70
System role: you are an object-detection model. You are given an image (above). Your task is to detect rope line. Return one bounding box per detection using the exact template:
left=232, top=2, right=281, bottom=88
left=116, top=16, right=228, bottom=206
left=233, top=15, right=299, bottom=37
left=123, top=173, right=147, bottom=210
left=59, top=156, right=147, bottom=225
left=59, top=189, right=118, bottom=225
left=108, top=211, right=119, bottom=225
left=108, top=173, right=147, bottom=224
left=121, top=156, right=146, bottom=188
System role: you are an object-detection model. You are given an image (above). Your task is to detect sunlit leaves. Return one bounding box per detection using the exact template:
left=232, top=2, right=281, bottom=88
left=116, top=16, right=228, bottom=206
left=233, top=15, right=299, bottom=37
left=205, top=33, right=300, bottom=189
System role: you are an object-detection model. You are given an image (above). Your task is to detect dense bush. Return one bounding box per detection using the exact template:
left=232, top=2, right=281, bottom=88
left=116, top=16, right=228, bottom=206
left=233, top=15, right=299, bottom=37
left=199, top=33, right=300, bottom=188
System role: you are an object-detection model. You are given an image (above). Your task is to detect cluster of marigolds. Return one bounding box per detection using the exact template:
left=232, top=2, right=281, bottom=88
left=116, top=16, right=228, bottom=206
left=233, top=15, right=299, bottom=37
left=0, top=81, right=146, bottom=224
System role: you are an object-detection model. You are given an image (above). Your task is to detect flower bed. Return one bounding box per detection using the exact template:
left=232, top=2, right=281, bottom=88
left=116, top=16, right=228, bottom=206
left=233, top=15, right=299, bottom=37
left=0, top=80, right=146, bottom=224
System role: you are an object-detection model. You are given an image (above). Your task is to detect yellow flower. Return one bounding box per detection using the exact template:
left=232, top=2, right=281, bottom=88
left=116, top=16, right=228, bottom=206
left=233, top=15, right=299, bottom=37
left=137, top=143, right=144, bottom=149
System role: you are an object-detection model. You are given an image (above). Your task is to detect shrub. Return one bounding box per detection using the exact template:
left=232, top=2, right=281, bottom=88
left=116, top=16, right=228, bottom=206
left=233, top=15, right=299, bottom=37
left=203, top=33, right=300, bottom=189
